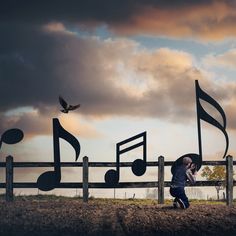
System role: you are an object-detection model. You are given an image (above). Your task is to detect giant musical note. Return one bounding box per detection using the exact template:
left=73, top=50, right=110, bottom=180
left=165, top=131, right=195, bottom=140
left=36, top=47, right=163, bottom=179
left=195, top=80, right=228, bottom=161
left=37, top=118, right=80, bottom=191
left=105, top=131, right=147, bottom=186
left=172, top=80, right=229, bottom=173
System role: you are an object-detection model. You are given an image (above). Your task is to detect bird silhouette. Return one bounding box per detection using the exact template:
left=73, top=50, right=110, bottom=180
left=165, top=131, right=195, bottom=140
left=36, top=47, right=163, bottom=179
left=59, top=96, right=80, bottom=113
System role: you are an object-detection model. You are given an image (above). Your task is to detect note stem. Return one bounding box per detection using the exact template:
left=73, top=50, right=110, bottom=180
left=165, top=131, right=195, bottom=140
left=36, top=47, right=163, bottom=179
left=53, top=118, right=61, bottom=182
left=195, top=80, right=203, bottom=164
left=116, top=143, right=120, bottom=179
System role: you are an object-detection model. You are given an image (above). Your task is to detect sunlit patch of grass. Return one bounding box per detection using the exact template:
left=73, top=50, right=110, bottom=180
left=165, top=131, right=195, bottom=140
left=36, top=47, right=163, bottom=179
left=0, top=193, right=234, bottom=206
left=0, top=193, right=80, bottom=201
left=188, top=199, right=226, bottom=205
left=90, top=198, right=158, bottom=205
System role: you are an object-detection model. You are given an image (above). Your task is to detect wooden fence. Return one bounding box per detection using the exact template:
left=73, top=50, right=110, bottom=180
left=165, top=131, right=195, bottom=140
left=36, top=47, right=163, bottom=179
left=0, top=155, right=235, bottom=205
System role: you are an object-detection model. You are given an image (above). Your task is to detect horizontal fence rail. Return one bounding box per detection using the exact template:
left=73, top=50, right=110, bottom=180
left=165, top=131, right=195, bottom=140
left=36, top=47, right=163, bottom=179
left=0, top=155, right=235, bottom=205
left=1, top=160, right=236, bottom=167
left=1, top=181, right=236, bottom=189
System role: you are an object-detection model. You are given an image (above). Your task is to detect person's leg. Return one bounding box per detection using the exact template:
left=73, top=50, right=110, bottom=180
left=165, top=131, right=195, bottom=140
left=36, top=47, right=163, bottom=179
left=169, top=187, right=176, bottom=198
left=173, top=197, right=181, bottom=208
left=170, top=188, right=176, bottom=207
left=171, top=188, right=190, bottom=209
left=170, top=188, right=181, bottom=208
left=177, top=189, right=189, bottom=208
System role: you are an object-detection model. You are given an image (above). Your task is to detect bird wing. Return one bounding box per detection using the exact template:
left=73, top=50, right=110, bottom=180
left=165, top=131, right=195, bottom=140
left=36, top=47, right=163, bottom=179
left=59, top=96, right=68, bottom=109
left=69, top=104, right=80, bottom=110
left=60, top=109, right=68, bottom=113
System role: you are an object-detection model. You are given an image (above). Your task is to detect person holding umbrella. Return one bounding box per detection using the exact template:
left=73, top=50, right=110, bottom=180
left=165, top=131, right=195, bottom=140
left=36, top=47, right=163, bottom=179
left=170, top=156, right=197, bottom=209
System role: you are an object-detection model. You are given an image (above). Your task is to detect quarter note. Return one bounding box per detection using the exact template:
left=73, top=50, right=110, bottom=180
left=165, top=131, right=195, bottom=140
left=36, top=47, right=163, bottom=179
left=105, top=131, right=147, bottom=186
left=37, top=118, right=80, bottom=191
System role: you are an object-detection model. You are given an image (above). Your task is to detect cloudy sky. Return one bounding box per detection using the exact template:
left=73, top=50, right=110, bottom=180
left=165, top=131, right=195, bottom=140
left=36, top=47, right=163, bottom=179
left=0, top=0, right=236, bottom=198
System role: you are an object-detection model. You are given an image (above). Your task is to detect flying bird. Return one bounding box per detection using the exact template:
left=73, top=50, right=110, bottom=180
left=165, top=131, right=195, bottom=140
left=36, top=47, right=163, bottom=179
left=59, top=96, right=80, bottom=113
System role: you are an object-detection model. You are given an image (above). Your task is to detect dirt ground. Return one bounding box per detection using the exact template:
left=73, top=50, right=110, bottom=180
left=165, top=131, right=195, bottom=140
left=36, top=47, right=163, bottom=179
left=0, top=199, right=236, bottom=236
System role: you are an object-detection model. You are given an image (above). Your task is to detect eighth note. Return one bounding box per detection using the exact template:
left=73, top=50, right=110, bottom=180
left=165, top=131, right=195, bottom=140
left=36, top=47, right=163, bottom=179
left=37, top=118, right=80, bottom=191
left=105, top=131, right=147, bottom=186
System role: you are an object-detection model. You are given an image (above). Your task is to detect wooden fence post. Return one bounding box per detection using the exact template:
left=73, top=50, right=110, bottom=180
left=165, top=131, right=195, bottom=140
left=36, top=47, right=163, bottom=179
left=158, top=156, right=164, bottom=204
left=6, top=155, right=13, bottom=202
left=83, top=156, right=89, bottom=202
left=226, top=155, right=233, bottom=206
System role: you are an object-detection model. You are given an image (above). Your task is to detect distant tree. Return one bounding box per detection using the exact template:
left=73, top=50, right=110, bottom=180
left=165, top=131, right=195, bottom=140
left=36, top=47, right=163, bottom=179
left=201, top=166, right=226, bottom=200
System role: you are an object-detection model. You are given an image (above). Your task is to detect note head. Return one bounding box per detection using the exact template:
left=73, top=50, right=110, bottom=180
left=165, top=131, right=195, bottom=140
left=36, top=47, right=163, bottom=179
left=37, top=171, right=60, bottom=191
left=132, top=159, right=146, bottom=176
left=1, top=128, right=24, bottom=144
left=104, top=169, right=119, bottom=186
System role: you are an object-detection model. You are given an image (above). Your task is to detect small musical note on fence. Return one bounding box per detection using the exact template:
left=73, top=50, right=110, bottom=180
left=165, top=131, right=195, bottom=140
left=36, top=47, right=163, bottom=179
left=105, top=131, right=147, bottom=186
left=37, top=118, right=80, bottom=191
left=172, top=80, right=229, bottom=173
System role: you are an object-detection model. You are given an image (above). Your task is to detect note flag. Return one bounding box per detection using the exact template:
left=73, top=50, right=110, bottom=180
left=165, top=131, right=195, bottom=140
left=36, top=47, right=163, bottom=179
left=37, top=118, right=80, bottom=191
left=172, top=80, right=229, bottom=174
left=195, top=80, right=228, bottom=161
left=105, top=131, right=147, bottom=186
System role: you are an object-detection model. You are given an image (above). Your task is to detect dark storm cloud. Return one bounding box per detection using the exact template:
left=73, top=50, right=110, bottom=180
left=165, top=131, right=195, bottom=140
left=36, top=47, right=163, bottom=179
left=1, top=1, right=236, bottom=40
left=0, top=0, right=214, bottom=23
left=0, top=22, right=139, bottom=114
left=0, top=23, right=65, bottom=111
left=0, top=18, right=235, bottom=136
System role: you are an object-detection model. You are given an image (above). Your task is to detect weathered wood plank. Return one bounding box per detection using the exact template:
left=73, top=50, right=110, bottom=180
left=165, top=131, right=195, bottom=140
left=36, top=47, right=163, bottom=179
left=4, top=180, right=234, bottom=189
left=226, top=155, right=233, bottom=206
left=0, top=160, right=234, bottom=168
left=12, top=183, right=83, bottom=188
left=158, top=156, right=164, bottom=204
left=0, top=163, right=5, bottom=167
left=83, top=156, right=89, bottom=202
left=11, top=162, right=159, bottom=167
left=6, top=156, right=13, bottom=202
